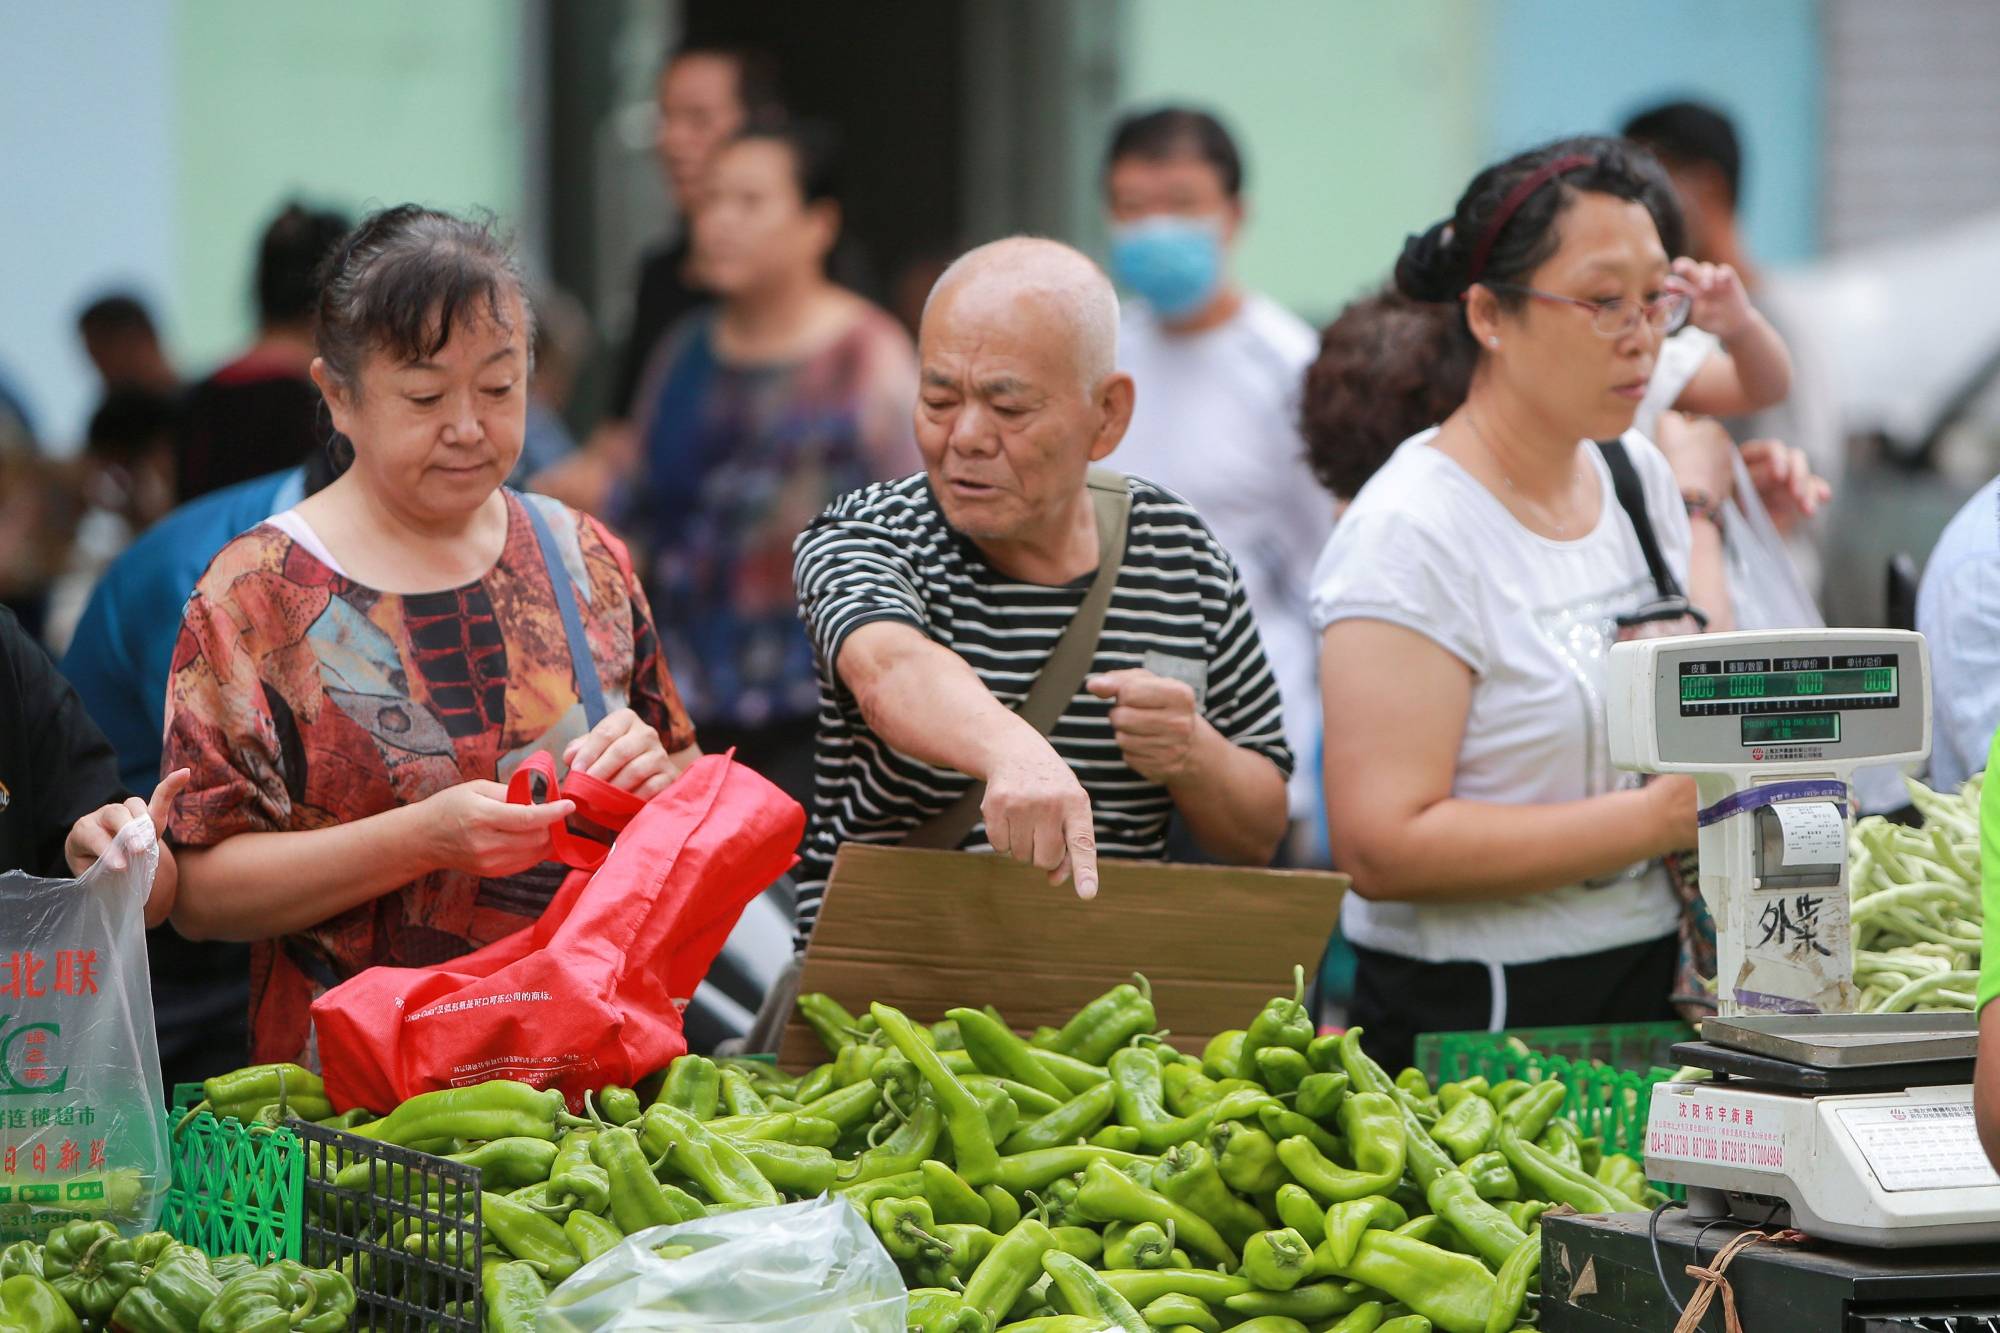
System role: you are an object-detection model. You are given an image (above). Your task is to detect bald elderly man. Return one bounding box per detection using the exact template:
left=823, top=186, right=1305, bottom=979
left=788, top=236, right=1292, bottom=945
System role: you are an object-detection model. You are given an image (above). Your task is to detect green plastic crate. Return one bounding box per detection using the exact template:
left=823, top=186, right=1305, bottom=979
left=159, top=1107, right=304, bottom=1264
left=1414, top=1020, right=1694, bottom=1190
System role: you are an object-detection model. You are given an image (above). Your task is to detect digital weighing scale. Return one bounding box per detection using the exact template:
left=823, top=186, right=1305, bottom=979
left=1541, top=631, right=2000, bottom=1329
left=1606, top=628, right=2000, bottom=1250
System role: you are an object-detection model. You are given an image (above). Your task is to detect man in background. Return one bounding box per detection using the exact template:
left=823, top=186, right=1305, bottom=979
left=77, top=294, right=178, bottom=400
left=175, top=202, right=350, bottom=500
left=1100, top=107, right=1330, bottom=858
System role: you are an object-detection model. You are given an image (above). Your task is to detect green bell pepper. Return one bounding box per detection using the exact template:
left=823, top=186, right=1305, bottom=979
left=0, top=1275, right=79, bottom=1333
left=108, top=1249, right=221, bottom=1333
left=197, top=1261, right=354, bottom=1333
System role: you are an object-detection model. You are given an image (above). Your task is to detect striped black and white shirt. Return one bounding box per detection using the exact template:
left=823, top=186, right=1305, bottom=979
left=790, top=472, right=1293, bottom=944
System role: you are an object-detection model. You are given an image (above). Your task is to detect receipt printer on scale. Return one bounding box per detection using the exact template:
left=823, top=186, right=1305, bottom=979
left=1538, top=629, right=2000, bottom=1331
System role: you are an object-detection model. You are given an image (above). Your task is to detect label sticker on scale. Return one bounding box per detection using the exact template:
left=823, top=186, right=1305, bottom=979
left=1773, top=802, right=1844, bottom=867
left=1835, top=1103, right=2000, bottom=1192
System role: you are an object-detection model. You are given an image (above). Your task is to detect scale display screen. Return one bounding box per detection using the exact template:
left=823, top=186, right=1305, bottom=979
left=1679, top=655, right=1899, bottom=718
left=1741, top=713, right=1839, bottom=745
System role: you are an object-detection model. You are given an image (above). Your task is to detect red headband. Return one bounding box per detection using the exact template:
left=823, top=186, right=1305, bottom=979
left=1464, top=153, right=1594, bottom=287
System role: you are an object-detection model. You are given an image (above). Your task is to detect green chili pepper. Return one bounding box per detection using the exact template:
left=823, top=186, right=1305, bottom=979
left=1507, top=1199, right=1552, bottom=1231
left=1031, top=1048, right=1115, bottom=1096
left=1213, top=1120, right=1288, bottom=1194
left=995, top=1319, right=1100, bottom=1333
left=199, top=1261, right=354, bottom=1333
left=1340, top=1030, right=1528, bottom=1270
left=1091, top=1125, right=1144, bottom=1152
left=563, top=1209, right=626, bottom=1265
left=1160, top=1062, right=1219, bottom=1116
left=0, top=1275, right=80, bottom=1333
left=994, top=1077, right=1108, bottom=1157
left=191, top=1062, right=325, bottom=1123
left=1498, top=1081, right=1565, bottom=1141
left=1151, top=1140, right=1268, bottom=1250
left=905, top=1287, right=990, bottom=1333
left=1107, top=1046, right=1217, bottom=1154
left=1537, top=1118, right=1583, bottom=1170
left=246, top=1093, right=335, bottom=1125
left=1273, top=1183, right=1328, bottom=1248
left=705, top=1110, right=836, bottom=1148
left=104, top=1248, right=218, bottom=1333
left=1497, top=1121, right=1641, bottom=1214
left=1395, top=1067, right=1432, bottom=1099
left=1432, top=1094, right=1498, bottom=1164
left=838, top=1043, right=890, bottom=1090
left=1295, top=1071, right=1350, bottom=1124
left=1231, top=1318, right=1319, bottom=1333
left=483, top=1190, right=582, bottom=1281
left=1075, top=1160, right=1236, bottom=1268
left=1462, top=1151, right=1521, bottom=1202
left=481, top=1260, right=547, bottom=1333
left=1242, top=1227, right=1314, bottom=1292
left=1042, top=975, right=1158, bottom=1066
left=1203, top=1030, right=1248, bottom=1080
left=1596, top=1152, right=1649, bottom=1201
left=835, top=1168, right=926, bottom=1211
left=1379, top=1315, right=1435, bottom=1333
left=1101, top=1220, right=1172, bottom=1270
left=657, top=1055, right=723, bottom=1119
left=1046, top=1225, right=1102, bottom=1266
left=965, top=1077, right=1022, bottom=1145
left=838, top=1091, right=943, bottom=1185
left=949, top=1006, right=1073, bottom=1102
left=1329, top=1302, right=1390, bottom=1333
left=1487, top=1079, right=1530, bottom=1109
left=980, top=1184, right=1022, bottom=1233
left=547, top=1130, right=612, bottom=1214
left=1238, top=966, right=1314, bottom=1082
left=1139, top=1292, right=1220, bottom=1332
left=592, top=1126, right=705, bottom=1231
left=795, top=1063, right=838, bottom=1105
left=1260, top=1103, right=1345, bottom=1159
left=1321, top=1230, right=1495, bottom=1333
left=960, top=1218, right=1057, bottom=1327
left=1225, top=1281, right=1365, bottom=1322
left=343, top=1079, right=586, bottom=1146
left=1483, top=1227, right=1540, bottom=1333
left=990, top=1144, right=1143, bottom=1194
left=732, top=1138, right=837, bottom=1196
left=798, top=1078, right=883, bottom=1133
left=1321, top=1194, right=1410, bottom=1270
left=1099, top=1270, right=1250, bottom=1307
left=1043, top=1251, right=1149, bottom=1333
left=797, top=992, right=862, bottom=1055
left=642, top=1104, right=783, bottom=1208
left=871, top=1195, right=949, bottom=1263
left=1440, top=1076, right=1490, bottom=1109
left=1274, top=1092, right=1404, bottom=1203
left=970, top=1078, right=1059, bottom=1119
left=1395, top=1213, right=1468, bottom=1253
left=917, top=1160, right=991, bottom=1226
left=333, top=1134, right=558, bottom=1195
left=874, top=1001, right=1000, bottom=1187
left=1255, top=1046, right=1314, bottom=1095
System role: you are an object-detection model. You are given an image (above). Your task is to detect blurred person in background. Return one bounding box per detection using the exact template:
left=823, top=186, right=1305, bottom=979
left=1918, top=477, right=2000, bottom=793
left=161, top=206, right=699, bottom=1066
left=543, top=43, right=784, bottom=501
left=1315, top=139, right=1717, bottom=1070
left=41, top=388, right=179, bottom=654
left=0, top=605, right=187, bottom=921
left=176, top=202, right=350, bottom=501
left=64, top=446, right=339, bottom=1088
left=77, top=293, right=178, bottom=399
left=1101, top=107, right=1330, bottom=861
left=576, top=124, right=918, bottom=805
left=511, top=285, right=591, bottom=487
left=1625, top=100, right=1841, bottom=587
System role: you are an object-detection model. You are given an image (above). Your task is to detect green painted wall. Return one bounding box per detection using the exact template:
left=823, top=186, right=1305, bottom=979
left=1121, top=0, right=1489, bottom=325
left=171, top=0, right=527, bottom=372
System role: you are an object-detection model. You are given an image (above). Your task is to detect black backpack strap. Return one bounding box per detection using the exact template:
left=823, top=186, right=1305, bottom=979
left=1596, top=438, right=1684, bottom=602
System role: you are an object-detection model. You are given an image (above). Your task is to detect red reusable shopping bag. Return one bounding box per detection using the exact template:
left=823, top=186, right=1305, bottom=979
left=310, top=751, right=803, bottom=1112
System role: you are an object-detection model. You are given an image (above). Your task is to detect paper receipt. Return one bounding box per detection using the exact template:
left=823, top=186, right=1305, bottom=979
left=1774, top=801, right=1844, bottom=867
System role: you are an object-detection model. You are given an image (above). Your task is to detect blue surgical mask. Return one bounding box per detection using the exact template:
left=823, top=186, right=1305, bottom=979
left=1108, top=215, right=1226, bottom=321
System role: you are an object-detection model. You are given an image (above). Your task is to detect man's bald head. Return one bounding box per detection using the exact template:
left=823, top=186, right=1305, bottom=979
left=923, top=237, right=1120, bottom=393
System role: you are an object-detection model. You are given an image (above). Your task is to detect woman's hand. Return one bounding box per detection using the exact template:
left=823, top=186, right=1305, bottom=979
left=1670, top=257, right=1756, bottom=342
left=563, top=708, right=681, bottom=798
left=1740, top=438, right=1829, bottom=534
left=65, top=769, right=189, bottom=928
left=1647, top=774, right=1700, bottom=856
left=1653, top=412, right=1737, bottom=506
left=423, top=780, right=576, bottom=878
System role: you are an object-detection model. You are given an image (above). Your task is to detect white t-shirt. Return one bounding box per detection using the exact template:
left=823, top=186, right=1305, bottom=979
left=1117, top=294, right=1331, bottom=818
left=1309, top=428, right=1687, bottom=964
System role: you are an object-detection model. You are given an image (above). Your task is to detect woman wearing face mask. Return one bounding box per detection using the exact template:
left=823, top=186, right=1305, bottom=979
left=609, top=124, right=917, bottom=805
left=1313, top=138, right=1712, bottom=1071
left=1101, top=107, right=1332, bottom=858
left=162, top=208, right=700, bottom=1066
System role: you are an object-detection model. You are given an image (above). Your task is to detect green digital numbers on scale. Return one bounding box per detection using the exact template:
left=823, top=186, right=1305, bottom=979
left=1679, top=666, right=1897, bottom=708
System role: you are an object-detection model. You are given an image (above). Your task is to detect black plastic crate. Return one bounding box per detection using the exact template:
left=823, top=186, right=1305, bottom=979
left=295, top=1120, right=482, bottom=1332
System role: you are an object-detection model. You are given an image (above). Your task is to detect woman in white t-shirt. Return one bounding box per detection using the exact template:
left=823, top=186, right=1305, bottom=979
left=1314, top=138, right=1726, bottom=1070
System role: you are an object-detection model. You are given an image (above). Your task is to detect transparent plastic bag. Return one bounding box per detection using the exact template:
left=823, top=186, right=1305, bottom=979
left=541, top=1195, right=907, bottom=1332
left=0, top=816, right=169, bottom=1240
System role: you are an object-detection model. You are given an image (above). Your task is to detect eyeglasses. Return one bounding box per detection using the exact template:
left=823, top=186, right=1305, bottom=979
left=1480, top=283, right=1693, bottom=339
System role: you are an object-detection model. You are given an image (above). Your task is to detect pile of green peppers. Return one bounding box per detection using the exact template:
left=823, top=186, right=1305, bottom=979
left=0, top=1220, right=354, bottom=1332
left=253, top=966, right=1657, bottom=1332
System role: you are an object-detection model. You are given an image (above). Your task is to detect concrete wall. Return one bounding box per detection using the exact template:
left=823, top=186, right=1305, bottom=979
left=0, top=1, right=527, bottom=448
